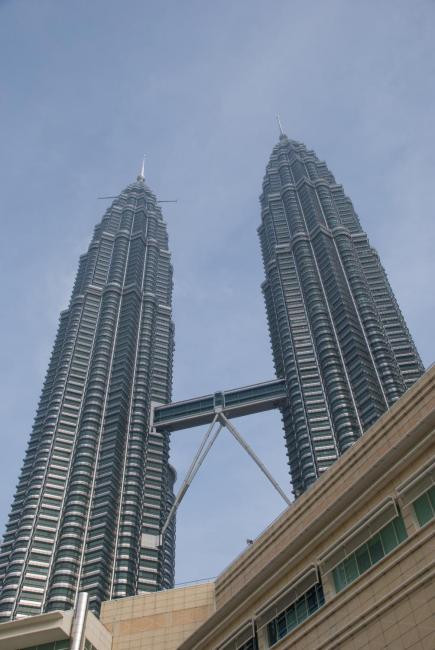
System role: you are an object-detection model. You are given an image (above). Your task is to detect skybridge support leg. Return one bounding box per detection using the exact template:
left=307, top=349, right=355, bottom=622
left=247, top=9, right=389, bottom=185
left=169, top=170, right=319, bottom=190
left=159, top=416, right=223, bottom=544
left=158, top=411, right=291, bottom=548
left=219, top=413, right=291, bottom=506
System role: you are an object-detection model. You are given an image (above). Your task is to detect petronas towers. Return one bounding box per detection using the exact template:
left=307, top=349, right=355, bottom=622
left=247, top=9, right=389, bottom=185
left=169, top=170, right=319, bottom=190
left=260, top=131, right=423, bottom=496
left=0, top=169, right=176, bottom=618
left=0, top=132, right=424, bottom=620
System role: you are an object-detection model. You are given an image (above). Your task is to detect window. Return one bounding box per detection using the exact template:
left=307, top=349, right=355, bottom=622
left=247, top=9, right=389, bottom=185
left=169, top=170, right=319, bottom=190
left=413, top=486, right=435, bottom=527
left=332, top=515, right=407, bottom=592
left=397, top=461, right=435, bottom=528
left=84, top=641, right=98, bottom=650
left=267, top=583, right=325, bottom=646
left=238, top=640, right=257, bottom=650
left=217, top=621, right=257, bottom=650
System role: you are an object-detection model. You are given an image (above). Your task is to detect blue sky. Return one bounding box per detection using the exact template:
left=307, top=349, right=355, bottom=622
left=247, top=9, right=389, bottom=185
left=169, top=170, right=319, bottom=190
left=0, top=0, right=434, bottom=585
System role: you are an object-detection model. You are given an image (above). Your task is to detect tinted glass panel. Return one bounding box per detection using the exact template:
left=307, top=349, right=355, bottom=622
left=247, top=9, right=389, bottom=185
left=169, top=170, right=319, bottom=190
left=355, top=544, right=371, bottom=574
left=368, top=534, right=383, bottom=564
left=380, top=522, right=397, bottom=553
left=414, top=493, right=433, bottom=527
left=332, top=515, right=407, bottom=593
left=267, top=582, right=325, bottom=646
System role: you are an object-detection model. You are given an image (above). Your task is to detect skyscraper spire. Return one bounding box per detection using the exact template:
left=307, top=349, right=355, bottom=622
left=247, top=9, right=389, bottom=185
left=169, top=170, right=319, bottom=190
left=137, top=154, right=145, bottom=181
left=276, top=114, right=286, bottom=138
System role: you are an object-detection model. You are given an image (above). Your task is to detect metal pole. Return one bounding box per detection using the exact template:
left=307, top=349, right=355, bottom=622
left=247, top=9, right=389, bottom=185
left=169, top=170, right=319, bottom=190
left=70, top=592, right=89, bottom=650
left=180, top=414, right=218, bottom=488
left=219, top=413, right=291, bottom=506
left=186, top=423, right=222, bottom=487
left=160, top=417, right=222, bottom=541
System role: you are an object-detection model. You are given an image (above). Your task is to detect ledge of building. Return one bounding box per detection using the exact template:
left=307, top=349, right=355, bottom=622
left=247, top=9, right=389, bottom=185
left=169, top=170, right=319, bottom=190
left=0, top=609, right=72, bottom=650
left=0, top=607, right=112, bottom=650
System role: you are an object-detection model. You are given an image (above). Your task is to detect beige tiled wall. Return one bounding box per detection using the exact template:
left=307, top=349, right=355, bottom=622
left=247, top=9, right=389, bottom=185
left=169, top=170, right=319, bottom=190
left=85, top=610, right=113, bottom=650
left=100, top=582, right=215, bottom=650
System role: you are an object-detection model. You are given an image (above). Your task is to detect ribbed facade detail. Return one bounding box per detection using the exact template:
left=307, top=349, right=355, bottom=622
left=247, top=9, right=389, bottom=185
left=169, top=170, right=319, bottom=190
left=259, top=134, right=424, bottom=497
left=0, top=176, right=176, bottom=619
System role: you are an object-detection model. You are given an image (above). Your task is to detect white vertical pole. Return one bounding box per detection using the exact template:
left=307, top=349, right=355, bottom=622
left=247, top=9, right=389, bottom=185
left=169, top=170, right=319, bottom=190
left=70, top=592, right=89, bottom=650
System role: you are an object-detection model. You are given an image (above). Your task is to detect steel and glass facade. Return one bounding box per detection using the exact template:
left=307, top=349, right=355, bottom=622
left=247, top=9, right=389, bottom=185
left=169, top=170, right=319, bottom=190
left=259, top=133, right=424, bottom=497
left=0, top=173, right=176, bottom=619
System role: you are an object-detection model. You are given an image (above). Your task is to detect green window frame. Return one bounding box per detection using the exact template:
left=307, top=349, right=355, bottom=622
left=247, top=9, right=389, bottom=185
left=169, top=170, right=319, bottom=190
left=237, top=639, right=257, bottom=650
left=267, top=583, right=325, bottom=646
left=412, top=486, right=435, bottom=527
left=332, top=515, right=407, bottom=593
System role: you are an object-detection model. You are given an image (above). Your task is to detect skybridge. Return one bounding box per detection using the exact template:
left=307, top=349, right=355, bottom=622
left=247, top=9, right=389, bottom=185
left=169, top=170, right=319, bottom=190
left=146, top=378, right=291, bottom=549
left=152, top=378, right=288, bottom=432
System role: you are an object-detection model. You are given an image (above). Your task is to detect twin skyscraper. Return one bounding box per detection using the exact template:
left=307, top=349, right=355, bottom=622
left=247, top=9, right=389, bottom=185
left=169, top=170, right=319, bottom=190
left=0, top=131, right=423, bottom=620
